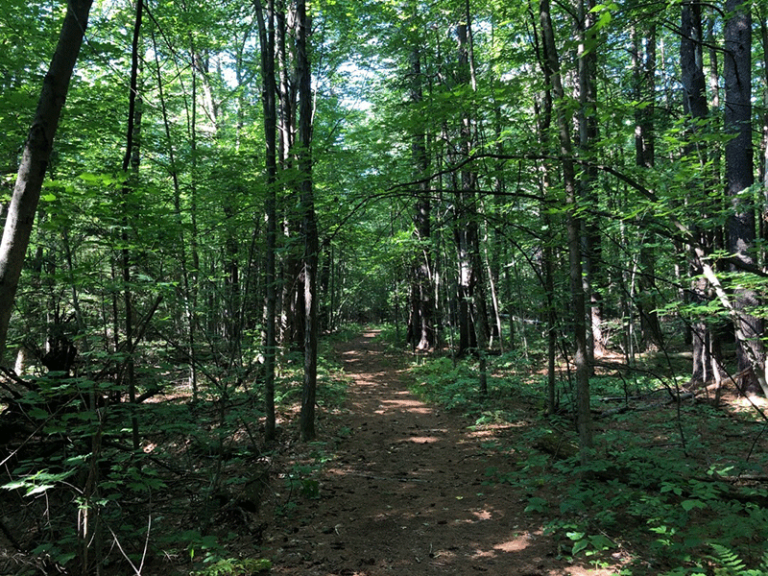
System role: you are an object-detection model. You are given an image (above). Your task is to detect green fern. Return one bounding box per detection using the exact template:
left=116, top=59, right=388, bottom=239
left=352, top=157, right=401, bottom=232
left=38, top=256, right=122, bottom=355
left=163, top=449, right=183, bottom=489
left=711, top=544, right=768, bottom=576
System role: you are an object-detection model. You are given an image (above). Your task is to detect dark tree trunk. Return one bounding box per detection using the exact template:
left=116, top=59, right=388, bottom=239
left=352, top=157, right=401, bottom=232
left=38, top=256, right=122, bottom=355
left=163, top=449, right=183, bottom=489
left=576, top=0, right=605, bottom=365
left=534, top=39, right=559, bottom=414
left=121, top=0, right=143, bottom=453
left=296, top=0, right=319, bottom=442
left=406, top=41, right=435, bottom=352
left=0, top=0, right=94, bottom=365
left=724, top=0, right=766, bottom=394
left=255, top=0, right=280, bottom=440
left=681, top=0, right=722, bottom=385
left=540, top=0, right=593, bottom=457
left=454, top=15, right=489, bottom=379
left=633, top=26, right=664, bottom=351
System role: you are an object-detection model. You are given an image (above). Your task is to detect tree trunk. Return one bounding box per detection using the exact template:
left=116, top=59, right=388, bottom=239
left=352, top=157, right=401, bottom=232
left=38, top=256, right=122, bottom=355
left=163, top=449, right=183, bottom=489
left=406, top=42, right=435, bottom=352
left=296, top=0, right=319, bottom=442
left=255, top=0, right=280, bottom=440
left=540, top=0, right=593, bottom=458
left=632, top=25, right=663, bottom=351
left=454, top=13, right=488, bottom=378
left=121, top=0, right=144, bottom=452
left=681, top=0, right=721, bottom=386
left=724, top=0, right=766, bottom=394
left=150, top=27, right=198, bottom=401
left=576, top=0, right=605, bottom=365
left=0, top=0, right=94, bottom=365
left=534, top=62, right=559, bottom=414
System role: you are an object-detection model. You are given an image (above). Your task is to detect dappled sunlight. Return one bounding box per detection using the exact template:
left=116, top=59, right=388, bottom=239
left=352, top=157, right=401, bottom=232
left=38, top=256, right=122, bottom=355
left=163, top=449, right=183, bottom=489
left=399, top=435, right=440, bottom=443
left=738, top=394, right=767, bottom=411
left=492, top=532, right=536, bottom=552
left=472, top=508, right=494, bottom=521
left=260, top=330, right=626, bottom=576
left=375, top=398, right=433, bottom=414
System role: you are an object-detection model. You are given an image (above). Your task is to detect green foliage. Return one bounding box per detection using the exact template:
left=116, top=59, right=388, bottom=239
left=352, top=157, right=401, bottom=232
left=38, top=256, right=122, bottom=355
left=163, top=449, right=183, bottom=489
left=410, top=357, right=482, bottom=411
left=566, top=530, right=616, bottom=558
left=4, top=0, right=768, bottom=573
left=440, top=351, right=768, bottom=575
left=708, top=545, right=768, bottom=576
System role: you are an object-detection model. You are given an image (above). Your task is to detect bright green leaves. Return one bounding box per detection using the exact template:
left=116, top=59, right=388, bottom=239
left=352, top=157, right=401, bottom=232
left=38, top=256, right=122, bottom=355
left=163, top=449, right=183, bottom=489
left=589, top=2, right=618, bottom=30
left=2, top=468, right=76, bottom=497
left=566, top=530, right=616, bottom=557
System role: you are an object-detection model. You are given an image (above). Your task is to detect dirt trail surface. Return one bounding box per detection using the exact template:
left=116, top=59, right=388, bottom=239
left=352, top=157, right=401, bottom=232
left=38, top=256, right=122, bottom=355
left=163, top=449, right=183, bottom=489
left=262, top=331, right=618, bottom=576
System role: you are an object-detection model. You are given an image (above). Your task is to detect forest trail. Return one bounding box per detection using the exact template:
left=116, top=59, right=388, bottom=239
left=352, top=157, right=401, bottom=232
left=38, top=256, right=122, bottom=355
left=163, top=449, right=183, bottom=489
left=262, top=330, right=618, bottom=576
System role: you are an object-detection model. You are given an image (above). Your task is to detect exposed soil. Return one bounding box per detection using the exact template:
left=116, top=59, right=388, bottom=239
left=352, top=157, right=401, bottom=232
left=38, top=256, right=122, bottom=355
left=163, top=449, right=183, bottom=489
left=261, top=330, right=621, bottom=576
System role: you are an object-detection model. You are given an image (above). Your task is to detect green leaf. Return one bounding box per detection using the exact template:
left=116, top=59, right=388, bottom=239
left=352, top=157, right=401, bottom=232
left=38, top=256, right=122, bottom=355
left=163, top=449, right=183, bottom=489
left=681, top=499, right=706, bottom=512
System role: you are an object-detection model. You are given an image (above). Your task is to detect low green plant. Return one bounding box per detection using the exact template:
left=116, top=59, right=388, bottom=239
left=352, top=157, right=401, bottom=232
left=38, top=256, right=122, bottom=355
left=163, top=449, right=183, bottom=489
left=285, top=463, right=322, bottom=500
left=565, top=529, right=616, bottom=558
left=410, top=357, right=481, bottom=410
left=707, top=545, right=768, bottom=576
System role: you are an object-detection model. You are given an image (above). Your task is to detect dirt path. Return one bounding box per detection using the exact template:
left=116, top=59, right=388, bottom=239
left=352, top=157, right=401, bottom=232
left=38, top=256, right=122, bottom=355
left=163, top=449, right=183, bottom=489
left=262, top=330, right=616, bottom=576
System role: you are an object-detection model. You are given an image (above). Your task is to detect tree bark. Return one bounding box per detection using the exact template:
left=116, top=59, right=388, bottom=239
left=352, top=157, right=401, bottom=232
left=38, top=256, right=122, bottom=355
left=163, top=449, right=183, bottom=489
left=724, top=0, right=766, bottom=394
left=534, top=38, right=559, bottom=414
left=255, top=0, right=280, bottom=440
left=121, top=0, right=144, bottom=452
left=632, top=25, right=663, bottom=351
left=576, top=0, right=605, bottom=365
left=540, top=0, right=593, bottom=458
left=681, top=0, right=722, bottom=386
left=296, top=0, right=319, bottom=442
left=0, top=0, right=94, bottom=365
left=406, top=42, right=435, bottom=352
left=455, top=13, right=489, bottom=380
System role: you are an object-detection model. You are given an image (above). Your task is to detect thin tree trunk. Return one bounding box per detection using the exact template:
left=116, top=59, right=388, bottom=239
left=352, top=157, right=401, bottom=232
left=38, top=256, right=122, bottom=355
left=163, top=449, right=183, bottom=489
left=455, top=11, right=488, bottom=383
left=540, top=0, right=593, bottom=458
left=255, top=0, right=280, bottom=440
left=150, top=28, right=197, bottom=400
left=121, top=0, right=144, bottom=452
left=296, top=0, right=319, bottom=442
left=577, top=0, right=605, bottom=365
left=0, top=0, right=94, bottom=365
left=632, top=25, right=663, bottom=351
left=534, top=71, right=558, bottom=414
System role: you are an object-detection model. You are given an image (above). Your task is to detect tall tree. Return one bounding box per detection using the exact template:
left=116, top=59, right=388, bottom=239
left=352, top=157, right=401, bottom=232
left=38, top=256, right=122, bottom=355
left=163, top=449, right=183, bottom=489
left=576, top=0, right=605, bottom=365
left=539, top=0, right=593, bottom=457
left=296, top=0, right=319, bottom=441
left=633, top=24, right=663, bottom=351
left=121, top=0, right=144, bottom=452
left=533, top=6, right=560, bottom=415
left=723, top=0, right=766, bottom=394
left=406, top=36, right=436, bottom=352
left=254, top=0, right=280, bottom=440
left=453, top=4, right=490, bottom=383
left=681, top=0, right=721, bottom=386
left=0, top=0, right=94, bottom=365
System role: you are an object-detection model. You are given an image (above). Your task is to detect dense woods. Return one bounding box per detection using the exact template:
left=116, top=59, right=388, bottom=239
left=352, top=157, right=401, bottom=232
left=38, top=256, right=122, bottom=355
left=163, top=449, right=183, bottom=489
left=4, top=0, right=768, bottom=574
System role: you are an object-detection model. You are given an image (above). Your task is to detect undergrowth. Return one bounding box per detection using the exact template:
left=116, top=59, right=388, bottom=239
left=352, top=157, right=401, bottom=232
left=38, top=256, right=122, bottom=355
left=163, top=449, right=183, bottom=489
left=0, top=330, right=352, bottom=575
left=406, top=351, right=768, bottom=575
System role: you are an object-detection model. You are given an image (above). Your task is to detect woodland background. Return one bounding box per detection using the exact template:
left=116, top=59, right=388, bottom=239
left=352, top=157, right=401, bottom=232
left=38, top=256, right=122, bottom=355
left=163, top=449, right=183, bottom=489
left=3, top=0, right=768, bottom=574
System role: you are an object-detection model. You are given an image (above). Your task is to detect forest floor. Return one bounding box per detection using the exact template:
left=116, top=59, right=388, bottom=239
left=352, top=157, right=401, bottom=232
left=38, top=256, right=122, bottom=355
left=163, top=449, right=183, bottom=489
left=259, top=329, right=622, bottom=576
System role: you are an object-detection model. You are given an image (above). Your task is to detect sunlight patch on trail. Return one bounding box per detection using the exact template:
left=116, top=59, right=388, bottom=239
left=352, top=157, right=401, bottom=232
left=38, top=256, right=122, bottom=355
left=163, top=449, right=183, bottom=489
left=375, top=398, right=432, bottom=415
left=398, top=435, right=440, bottom=444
